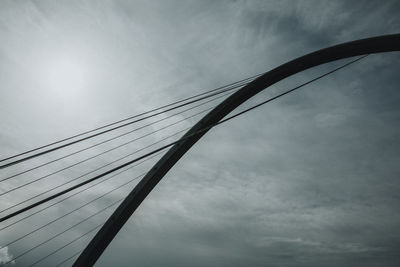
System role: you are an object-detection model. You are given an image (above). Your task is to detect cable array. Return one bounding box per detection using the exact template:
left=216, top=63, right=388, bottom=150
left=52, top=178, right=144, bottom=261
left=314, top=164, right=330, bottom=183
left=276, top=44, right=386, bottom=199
left=0, top=73, right=258, bottom=266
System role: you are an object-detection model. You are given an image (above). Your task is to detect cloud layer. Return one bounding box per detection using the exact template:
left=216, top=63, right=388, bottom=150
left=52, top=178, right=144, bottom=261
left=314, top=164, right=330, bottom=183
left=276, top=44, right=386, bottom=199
left=0, top=0, right=399, bottom=266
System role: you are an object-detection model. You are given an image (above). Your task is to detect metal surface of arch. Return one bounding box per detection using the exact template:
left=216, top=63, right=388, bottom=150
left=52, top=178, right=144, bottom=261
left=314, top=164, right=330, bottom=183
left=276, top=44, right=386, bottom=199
left=74, top=33, right=400, bottom=266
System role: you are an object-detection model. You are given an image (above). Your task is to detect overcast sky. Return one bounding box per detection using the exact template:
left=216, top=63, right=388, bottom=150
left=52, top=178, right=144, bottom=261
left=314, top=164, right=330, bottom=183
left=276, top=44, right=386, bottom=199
left=0, top=1, right=399, bottom=266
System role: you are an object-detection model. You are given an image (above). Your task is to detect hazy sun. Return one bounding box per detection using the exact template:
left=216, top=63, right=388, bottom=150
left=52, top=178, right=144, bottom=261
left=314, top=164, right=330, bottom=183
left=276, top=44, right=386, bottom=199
left=40, top=55, right=89, bottom=97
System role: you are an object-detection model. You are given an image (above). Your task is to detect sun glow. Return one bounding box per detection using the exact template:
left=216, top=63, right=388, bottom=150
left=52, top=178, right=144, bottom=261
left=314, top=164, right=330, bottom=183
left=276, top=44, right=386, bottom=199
left=39, top=54, right=89, bottom=98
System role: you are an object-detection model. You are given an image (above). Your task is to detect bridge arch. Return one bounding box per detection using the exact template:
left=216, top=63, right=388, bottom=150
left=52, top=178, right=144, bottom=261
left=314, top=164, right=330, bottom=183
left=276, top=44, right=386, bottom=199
left=74, top=33, right=400, bottom=266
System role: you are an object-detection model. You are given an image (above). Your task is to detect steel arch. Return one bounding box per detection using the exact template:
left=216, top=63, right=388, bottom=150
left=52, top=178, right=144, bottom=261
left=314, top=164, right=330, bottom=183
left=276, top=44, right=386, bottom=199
left=74, top=33, right=400, bottom=266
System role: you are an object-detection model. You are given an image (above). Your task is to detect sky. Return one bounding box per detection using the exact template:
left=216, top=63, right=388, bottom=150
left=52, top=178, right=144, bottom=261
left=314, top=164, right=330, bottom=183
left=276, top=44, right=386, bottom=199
left=0, top=0, right=399, bottom=266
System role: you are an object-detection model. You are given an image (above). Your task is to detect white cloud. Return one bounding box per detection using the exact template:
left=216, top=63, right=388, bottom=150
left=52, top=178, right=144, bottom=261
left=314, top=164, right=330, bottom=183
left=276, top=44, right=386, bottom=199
left=0, top=246, right=14, bottom=265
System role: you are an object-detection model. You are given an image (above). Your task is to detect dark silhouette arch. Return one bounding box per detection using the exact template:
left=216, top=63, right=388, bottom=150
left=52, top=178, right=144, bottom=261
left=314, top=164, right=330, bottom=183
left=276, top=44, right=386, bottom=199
left=73, top=33, right=400, bottom=266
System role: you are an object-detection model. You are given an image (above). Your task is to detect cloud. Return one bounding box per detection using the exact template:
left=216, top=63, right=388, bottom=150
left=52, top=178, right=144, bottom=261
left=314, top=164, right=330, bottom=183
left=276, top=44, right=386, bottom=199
left=0, top=246, right=14, bottom=265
